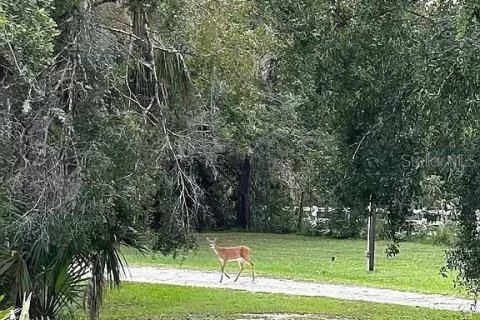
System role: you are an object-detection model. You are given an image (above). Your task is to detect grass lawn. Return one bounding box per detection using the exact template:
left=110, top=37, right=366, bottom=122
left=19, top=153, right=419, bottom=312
left=123, top=232, right=460, bottom=296
left=99, top=283, right=478, bottom=320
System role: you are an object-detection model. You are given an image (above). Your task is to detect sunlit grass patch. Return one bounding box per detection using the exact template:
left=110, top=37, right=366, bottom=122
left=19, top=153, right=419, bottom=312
left=99, top=283, right=478, bottom=320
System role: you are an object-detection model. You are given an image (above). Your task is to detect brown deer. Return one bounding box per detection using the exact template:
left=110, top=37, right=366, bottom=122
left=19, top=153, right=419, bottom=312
left=206, top=237, right=255, bottom=283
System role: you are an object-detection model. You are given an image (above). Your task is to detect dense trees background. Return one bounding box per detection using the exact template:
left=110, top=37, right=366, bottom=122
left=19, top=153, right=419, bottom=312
left=3, top=0, right=480, bottom=318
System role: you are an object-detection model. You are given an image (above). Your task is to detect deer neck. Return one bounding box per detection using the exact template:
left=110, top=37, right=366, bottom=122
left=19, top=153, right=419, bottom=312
left=210, top=245, right=220, bottom=256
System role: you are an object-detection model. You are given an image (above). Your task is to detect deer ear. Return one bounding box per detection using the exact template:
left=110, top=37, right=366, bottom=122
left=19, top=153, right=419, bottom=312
left=213, top=237, right=217, bottom=242
left=206, top=237, right=211, bottom=241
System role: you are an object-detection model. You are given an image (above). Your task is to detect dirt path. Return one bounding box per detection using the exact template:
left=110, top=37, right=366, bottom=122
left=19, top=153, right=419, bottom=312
left=124, top=266, right=477, bottom=313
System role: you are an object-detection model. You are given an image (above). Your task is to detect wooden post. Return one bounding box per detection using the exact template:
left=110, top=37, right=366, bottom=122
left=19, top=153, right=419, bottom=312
left=367, top=199, right=376, bottom=271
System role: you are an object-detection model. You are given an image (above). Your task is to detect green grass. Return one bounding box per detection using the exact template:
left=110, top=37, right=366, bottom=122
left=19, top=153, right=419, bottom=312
left=123, top=232, right=459, bottom=296
left=100, top=283, right=478, bottom=320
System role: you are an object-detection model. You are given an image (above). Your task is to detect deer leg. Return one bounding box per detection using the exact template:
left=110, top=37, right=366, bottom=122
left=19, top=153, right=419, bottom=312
left=220, top=260, right=228, bottom=283
left=218, top=259, right=230, bottom=281
left=234, top=261, right=244, bottom=282
left=245, top=260, right=255, bottom=282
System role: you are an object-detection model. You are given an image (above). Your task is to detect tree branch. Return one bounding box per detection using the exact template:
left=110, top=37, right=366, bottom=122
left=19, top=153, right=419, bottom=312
left=92, top=0, right=118, bottom=7
left=94, top=24, right=195, bottom=56
left=406, top=10, right=434, bottom=22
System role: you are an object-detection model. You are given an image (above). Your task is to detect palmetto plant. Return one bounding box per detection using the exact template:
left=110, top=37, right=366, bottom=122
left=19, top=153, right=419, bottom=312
left=1, top=293, right=32, bottom=320
left=0, top=295, right=13, bottom=320
left=0, top=0, right=208, bottom=319
left=0, top=223, right=145, bottom=319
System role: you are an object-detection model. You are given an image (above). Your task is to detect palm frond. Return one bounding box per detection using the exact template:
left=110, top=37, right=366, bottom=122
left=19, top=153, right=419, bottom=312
left=18, top=293, right=31, bottom=320
left=85, top=225, right=145, bottom=320
left=155, top=49, right=193, bottom=101
left=0, top=295, right=13, bottom=320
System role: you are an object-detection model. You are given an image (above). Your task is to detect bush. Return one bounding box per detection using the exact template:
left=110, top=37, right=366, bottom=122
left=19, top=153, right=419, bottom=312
left=0, top=293, right=31, bottom=320
left=252, top=178, right=297, bottom=233
left=327, top=208, right=364, bottom=238
left=302, top=208, right=364, bottom=238
left=256, top=206, right=297, bottom=233
left=408, top=222, right=457, bottom=246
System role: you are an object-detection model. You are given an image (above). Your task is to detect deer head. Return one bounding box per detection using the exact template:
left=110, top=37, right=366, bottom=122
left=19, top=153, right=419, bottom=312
left=206, top=237, right=217, bottom=249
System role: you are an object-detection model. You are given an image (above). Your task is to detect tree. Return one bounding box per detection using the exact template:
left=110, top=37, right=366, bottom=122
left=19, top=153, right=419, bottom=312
left=418, top=0, right=480, bottom=297
left=0, top=0, right=205, bottom=318
left=260, top=0, right=431, bottom=252
left=183, top=0, right=276, bottom=229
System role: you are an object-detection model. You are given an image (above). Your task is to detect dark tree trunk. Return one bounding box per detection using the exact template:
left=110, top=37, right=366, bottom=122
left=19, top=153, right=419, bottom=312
left=129, top=6, right=155, bottom=105
left=236, top=156, right=251, bottom=229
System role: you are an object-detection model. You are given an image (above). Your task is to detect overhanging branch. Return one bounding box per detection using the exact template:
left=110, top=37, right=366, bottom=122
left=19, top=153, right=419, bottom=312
left=92, top=0, right=119, bottom=7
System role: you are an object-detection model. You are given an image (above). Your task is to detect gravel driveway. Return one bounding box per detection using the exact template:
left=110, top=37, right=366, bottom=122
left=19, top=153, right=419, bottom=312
left=123, top=266, right=477, bottom=313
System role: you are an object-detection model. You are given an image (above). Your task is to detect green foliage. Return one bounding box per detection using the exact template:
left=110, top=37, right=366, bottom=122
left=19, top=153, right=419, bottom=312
left=305, top=209, right=365, bottom=239
left=0, top=293, right=31, bottom=320
left=5, top=0, right=480, bottom=313
left=0, top=0, right=204, bottom=319
left=417, top=0, right=480, bottom=297
left=329, top=209, right=365, bottom=239
left=0, top=0, right=58, bottom=75
left=446, top=140, right=480, bottom=296
left=186, top=0, right=275, bottom=153
left=258, top=0, right=429, bottom=247
left=0, top=295, right=12, bottom=320
left=250, top=169, right=293, bottom=233
left=419, top=223, right=457, bottom=247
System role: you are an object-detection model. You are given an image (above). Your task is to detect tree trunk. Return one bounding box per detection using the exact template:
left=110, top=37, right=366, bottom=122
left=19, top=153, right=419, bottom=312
left=236, top=156, right=251, bottom=229
left=132, top=7, right=148, bottom=54
left=129, top=5, right=154, bottom=105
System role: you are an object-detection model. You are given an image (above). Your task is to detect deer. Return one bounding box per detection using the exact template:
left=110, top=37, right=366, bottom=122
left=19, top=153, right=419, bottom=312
left=206, top=237, right=255, bottom=283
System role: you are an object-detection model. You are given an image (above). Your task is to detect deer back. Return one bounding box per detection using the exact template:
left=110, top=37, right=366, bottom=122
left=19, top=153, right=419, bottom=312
left=217, top=245, right=251, bottom=261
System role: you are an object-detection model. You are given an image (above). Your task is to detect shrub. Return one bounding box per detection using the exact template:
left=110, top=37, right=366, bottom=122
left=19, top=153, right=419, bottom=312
left=407, top=221, right=457, bottom=246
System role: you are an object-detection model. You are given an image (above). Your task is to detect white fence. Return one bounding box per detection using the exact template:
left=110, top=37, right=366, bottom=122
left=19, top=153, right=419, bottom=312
left=295, top=206, right=457, bottom=227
